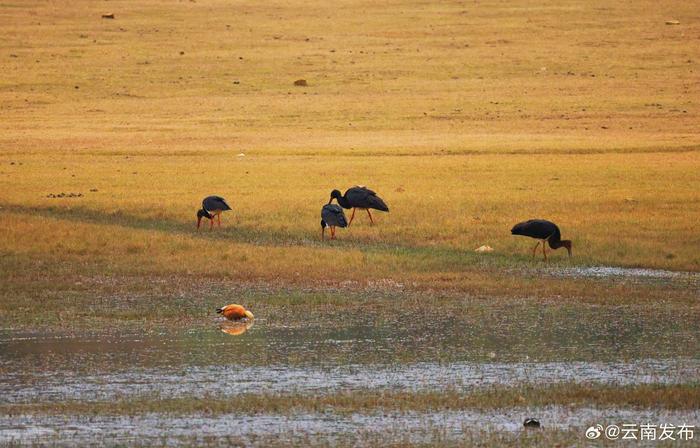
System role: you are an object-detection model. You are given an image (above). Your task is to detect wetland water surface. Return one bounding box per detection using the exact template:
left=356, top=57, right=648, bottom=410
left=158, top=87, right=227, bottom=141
left=2, top=301, right=699, bottom=445
left=546, top=266, right=700, bottom=284
left=3, top=407, right=700, bottom=446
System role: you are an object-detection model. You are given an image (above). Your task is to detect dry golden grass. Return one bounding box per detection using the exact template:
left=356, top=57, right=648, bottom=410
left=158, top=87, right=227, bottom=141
left=1, top=0, right=699, bottom=305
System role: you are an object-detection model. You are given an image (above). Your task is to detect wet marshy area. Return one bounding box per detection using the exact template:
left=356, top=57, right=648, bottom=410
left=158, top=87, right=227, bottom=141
left=2, top=300, right=698, bottom=371
left=1, top=298, right=699, bottom=446
left=2, top=408, right=699, bottom=446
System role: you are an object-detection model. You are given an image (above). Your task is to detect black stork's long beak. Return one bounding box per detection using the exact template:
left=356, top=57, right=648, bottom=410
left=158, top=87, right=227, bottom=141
left=197, top=216, right=202, bottom=230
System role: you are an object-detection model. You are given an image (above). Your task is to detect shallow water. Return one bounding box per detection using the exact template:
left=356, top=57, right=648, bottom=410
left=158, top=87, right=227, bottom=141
left=2, top=308, right=699, bottom=402
left=2, top=358, right=699, bottom=404
left=2, top=407, right=699, bottom=446
left=546, top=266, right=700, bottom=284
left=0, top=320, right=700, bottom=403
left=3, top=299, right=698, bottom=368
left=1, top=303, right=699, bottom=445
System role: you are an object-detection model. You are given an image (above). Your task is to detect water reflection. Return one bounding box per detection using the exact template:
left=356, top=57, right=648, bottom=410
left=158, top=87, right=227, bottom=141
left=1, top=302, right=698, bottom=403
left=1, top=302, right=697, bottom=370
left=220, top=320, right=254, bottom=336
left=1, top=302, right=699, bottom=445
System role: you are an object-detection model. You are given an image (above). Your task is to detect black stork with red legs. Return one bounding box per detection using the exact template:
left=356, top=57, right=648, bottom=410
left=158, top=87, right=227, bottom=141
left=321, top=204, right=348, bottom=240
left=197, top=196, right=232, bottom=230
left=328, top=186, right=389, bottom=226
left=511, top=219, right=572, bottom=260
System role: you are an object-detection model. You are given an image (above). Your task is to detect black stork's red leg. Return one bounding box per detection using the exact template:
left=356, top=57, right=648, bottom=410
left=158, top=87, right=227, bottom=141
left=542, top=240, right=547, bottom=261
left=532, top=242, right=540, bottom=258
left=366, top=209, right=374, bottom=225
left=217, top=212, right=222, bottom=227
left=348, top=208, right=357, bottom=227
left=331, top=226, right=336, bottom=240
left=210, top=217, right=214, bottom=230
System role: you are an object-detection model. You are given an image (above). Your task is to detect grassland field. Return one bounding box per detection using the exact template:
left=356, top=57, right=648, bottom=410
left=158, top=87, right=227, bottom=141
left=1, top=0, right=698, bottom=326
left=1, top=0, right=699, bottom=446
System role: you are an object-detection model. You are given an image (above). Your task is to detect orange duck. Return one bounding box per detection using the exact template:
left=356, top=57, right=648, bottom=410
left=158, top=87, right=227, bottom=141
left=216, top=304, right=254, bottom=321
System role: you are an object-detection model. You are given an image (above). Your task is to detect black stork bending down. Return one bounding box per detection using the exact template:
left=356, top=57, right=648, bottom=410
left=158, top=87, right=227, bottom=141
left=197, top=195, right=232, bottom=230
left=321, top=204, right=348, bottom=240
left=511, top=219, right=572, bottom=260
left=329, top=186, right=389, bottom=226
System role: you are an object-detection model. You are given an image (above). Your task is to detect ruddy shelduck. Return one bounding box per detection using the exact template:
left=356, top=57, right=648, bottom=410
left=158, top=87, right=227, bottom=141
left=216, top=304, right=254, bottom=321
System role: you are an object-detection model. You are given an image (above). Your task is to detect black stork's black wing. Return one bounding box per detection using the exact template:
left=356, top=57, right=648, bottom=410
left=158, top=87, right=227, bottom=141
left=203, top=195, right=232, bottom=212
left=321, top=204, right=348, bottom=228
left=511, top=219, right=559, bottom=240
left=344, top=186, right=389, bottom=211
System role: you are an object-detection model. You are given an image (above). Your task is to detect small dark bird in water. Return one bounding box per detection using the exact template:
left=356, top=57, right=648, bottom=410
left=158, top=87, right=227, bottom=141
left=329, top=186, right=389, bottom=226
left=321, top=204, right=348, bottom=240
left=197, top=196, right=232, bottom=230
left=511, top=219, right=572, bottom=260
left=523, top=418, right=541, bottom=428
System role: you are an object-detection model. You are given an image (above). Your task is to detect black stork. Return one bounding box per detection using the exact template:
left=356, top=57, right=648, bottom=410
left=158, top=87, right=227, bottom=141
left=197, top=195, right=232, bottom=230
left=321, top=204, right=348, bottom=240
left=328, top=186, right=389, bottom=226
left=511, top=219, right=572, bottom=260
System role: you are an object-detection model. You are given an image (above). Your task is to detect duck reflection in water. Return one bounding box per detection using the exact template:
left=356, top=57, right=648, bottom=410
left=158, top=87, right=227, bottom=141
left=219, top=320, right=254, bottom=336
